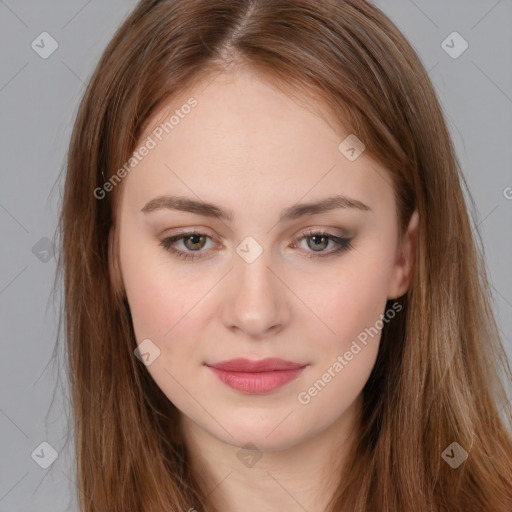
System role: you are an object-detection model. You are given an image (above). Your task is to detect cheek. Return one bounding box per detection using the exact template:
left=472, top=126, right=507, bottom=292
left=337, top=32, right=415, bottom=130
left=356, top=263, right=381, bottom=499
left=122, top=258, right=210, bottom=412
left=119, top=233, right=190, bottom=343
left=293, top=263, right=391, bottom=424
left=299, top=253, right=395, bottom=354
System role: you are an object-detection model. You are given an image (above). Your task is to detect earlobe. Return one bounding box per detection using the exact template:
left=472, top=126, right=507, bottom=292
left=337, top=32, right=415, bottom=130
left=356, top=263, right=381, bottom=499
left=108, top=225, right=126, bottom=299
left=388, top=209, right=419, bottom=300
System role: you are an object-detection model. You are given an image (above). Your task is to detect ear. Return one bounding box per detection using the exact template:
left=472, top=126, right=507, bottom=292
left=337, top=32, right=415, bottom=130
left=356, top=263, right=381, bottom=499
left=108, top=225, right=126, bottom=298
left=387, top=209, right=419, bottom=300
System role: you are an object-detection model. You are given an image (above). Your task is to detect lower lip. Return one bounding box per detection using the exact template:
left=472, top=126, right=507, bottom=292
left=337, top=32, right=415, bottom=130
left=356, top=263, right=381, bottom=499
left=208, top=367, right=306, bottom=394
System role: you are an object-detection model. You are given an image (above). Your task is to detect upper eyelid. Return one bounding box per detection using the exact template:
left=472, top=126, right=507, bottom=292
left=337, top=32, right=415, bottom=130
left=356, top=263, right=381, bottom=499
left=164, top=229, right=349, bottom=249
left=165, top=226, right=350, bottom=240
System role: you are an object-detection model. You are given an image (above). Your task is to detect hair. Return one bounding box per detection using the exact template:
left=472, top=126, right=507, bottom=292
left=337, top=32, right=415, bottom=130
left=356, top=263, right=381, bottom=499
left=54, top=0, right=512, bottom=510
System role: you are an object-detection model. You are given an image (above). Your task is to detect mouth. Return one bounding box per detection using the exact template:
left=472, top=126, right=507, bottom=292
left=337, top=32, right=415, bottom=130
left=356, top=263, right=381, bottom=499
left=206, top=358, right=308, bottom=394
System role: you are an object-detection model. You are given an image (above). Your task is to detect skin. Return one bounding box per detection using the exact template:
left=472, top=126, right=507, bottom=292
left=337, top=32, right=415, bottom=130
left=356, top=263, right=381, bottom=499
left=110, top=66, right=418, bottom=512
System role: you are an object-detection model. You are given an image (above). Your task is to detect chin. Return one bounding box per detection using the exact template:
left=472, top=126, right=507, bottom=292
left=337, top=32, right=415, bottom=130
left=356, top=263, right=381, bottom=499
left=207, top=415, right=306, bottom=453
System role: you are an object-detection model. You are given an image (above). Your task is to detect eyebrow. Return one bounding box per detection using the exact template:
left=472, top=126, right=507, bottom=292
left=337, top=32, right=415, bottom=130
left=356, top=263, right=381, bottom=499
left=141, top=194, right=372, bottom=221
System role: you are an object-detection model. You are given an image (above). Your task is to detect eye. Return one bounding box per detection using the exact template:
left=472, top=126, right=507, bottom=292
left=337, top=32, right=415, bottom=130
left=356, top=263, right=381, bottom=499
left=291, top=230, right=353, bottom=259
left=160, top=232, right=214, bottom=260
left=160, top=229, right=353, bottom=261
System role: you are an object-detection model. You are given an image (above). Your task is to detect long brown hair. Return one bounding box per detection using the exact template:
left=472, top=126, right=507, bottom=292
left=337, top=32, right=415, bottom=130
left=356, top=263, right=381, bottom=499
left=55, top=0, right=512, bottom=510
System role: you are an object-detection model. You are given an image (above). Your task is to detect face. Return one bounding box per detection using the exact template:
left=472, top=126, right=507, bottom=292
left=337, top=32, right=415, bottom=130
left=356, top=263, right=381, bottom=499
left=111, top=67, right=417, bottom=453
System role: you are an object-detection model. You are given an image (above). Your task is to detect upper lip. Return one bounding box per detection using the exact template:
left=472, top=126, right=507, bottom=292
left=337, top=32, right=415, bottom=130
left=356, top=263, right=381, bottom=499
left=207, top=358, right=307, bottom=372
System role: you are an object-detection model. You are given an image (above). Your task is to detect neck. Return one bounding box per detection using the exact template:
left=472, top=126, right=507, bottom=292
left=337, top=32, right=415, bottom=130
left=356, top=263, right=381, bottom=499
left=180, top=394, right=363, bottom=512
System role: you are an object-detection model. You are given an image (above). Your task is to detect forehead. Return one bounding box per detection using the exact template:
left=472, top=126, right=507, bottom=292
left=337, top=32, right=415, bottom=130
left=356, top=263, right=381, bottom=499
left=120, top=68, right=393, bottom=217
left=147, top=70, right=341, bottom=161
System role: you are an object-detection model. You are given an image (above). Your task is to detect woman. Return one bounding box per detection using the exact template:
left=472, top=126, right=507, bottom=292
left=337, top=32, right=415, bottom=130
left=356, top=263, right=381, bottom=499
left=56, top=0, right=512, bottom=510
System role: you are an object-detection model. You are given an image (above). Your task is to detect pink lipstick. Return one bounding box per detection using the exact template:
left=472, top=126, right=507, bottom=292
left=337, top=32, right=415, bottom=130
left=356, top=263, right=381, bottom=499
left=206, top=357, right=307, bottom=394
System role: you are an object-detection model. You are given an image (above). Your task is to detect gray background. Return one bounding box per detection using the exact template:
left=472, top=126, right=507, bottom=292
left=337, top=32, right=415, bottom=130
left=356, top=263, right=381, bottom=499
left=0, top=1, right=511, bottom=510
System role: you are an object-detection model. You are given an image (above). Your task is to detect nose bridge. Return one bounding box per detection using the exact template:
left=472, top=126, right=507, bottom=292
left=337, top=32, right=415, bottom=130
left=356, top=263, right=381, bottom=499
left=223, top=237, right=288, bottom=336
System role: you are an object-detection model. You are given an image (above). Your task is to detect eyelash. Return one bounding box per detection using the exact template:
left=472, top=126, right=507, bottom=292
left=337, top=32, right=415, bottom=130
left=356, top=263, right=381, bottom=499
left=159, top=230, right=353, bottom=261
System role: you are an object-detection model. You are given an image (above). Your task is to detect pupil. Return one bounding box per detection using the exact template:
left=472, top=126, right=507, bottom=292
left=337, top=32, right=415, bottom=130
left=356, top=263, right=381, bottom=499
left=310, top=235, right=327, bottom=251
left=186, top=234, right=203, bottom=249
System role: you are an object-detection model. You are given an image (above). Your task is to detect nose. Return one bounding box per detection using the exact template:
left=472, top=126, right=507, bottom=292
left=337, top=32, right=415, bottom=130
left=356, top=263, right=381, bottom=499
left=220, top=249, right=291, bottom=339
